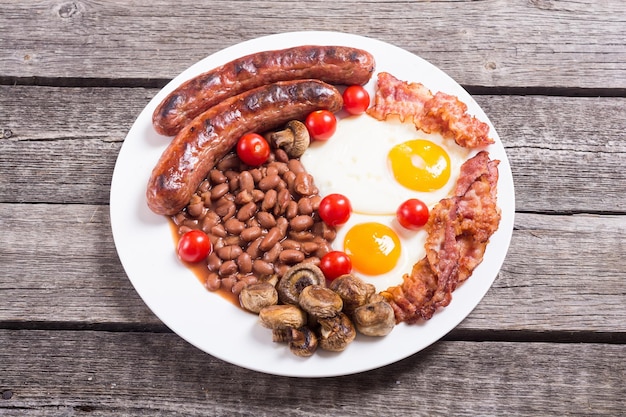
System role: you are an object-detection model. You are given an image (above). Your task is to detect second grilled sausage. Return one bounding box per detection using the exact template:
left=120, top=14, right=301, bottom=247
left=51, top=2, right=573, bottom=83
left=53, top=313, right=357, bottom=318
left=146, top=79, right=343, bottom=216
left=152, top=45, right=375, bottom=136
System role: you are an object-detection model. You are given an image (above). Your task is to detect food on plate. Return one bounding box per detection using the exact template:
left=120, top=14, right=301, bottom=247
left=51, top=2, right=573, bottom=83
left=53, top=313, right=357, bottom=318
left=152, top=45, right=375, bottom=136
left=146, top=79, right=343, bottom=216
left=381, top=151, right=501, bottom=323
left=148, top=43, right=501, bottom=357
left=367, top=72, right=493, bottom=148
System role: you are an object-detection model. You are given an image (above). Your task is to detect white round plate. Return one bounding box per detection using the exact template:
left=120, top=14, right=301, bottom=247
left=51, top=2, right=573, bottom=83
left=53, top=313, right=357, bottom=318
left=110, top=31, right=515, bottom=377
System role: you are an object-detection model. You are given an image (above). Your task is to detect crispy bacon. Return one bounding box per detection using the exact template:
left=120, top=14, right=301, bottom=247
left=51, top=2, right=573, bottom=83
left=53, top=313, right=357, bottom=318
left=367, top=72, right=494, bottom=148
left=382, top=151, right=501, bottom=323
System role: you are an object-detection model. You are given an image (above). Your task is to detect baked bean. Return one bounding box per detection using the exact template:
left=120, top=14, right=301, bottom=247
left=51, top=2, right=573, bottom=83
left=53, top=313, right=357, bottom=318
left=270, top=161, right=289, bottom=175
left=223, top=235, right=242, bottom=247
left=274, top=188, right=290, bottom=216
left=309, top=195, right=322, bottom=211
left=236, top=201, right=257, bottom=222
left=219, top=260, right=238, bottom=277
left=281, top=239, right=301, bottom=250
left=211, top=224, right=227, bottom=238
left=313, top=221, right=337, bottom=241
left=260, top=227, right=282, bottom=251
left=314, top=239, right=332, bottom=258
left=178, top=225, right=192, bottom=235
left=301, top=241, right=319, bottom=255
left=294, top=172, right=316, bottom=196
left=290, top=215, right=314, bottom=232
left=246, top=237, right=263, bottom=259
left=205, top=272, right=221, bottom=291
left=240, top=226, right=263, bottom=242
left=274, top=264, right=290, bottom=277
left=226, top=173, right=240, bottom=192
left=258, top=174, right=280, bottom=191
left=276, top=217, right=289, bottom=236
left=287, top=159, right=306, bottom=174
left=297, top=197, right=314, bottom=215
left=240, top=274, right=258, bottom=286
left=209, top=169, right=226, bottom=184
left=249, top=168, right=263, bottom=183
left=215, top=200, right=236, bottom=220
left=246, top=218, right=260, bottom=229
left=216, top=154, right=240, bottom=171
left=263, top=242, right=282, bottom=263
left=257, top=211, right=276, bottom=229
left=266, top=165, right=279, bottom=177
left=216, top=245, right=243, bottom=261
left=231, top=280, right=248, bottom=296
left=279, top=249, right=305, bottom=264
left=283, top=170, right=296, bottom=194
left=275, top=148, right=289, bottom=163
left=221, top=276, right=237, bottom=292
left=213, top=237, right=225, bottom=251
left=302, top=256, right=321, bottom=266
left=261, top=189, right=277, bottom=211
left=201, top=211, right=220, bottom=232
left=252, top=260, right=274, bottom=276
left=224, top=218, right=245, bottom=235
left=187, top=198, right=204, bottom=218
left=285, top=200, right=299, bottom=219
left=252, top=189, right=265, bottom=202
left=289, top=230, right=315, bottom=242
left=237, top=252, right=253, bottom=274
left=235, top=190, right=253, bottom=205
left=207, top=252, right=222, bottom=272
left=198, top=179, right=211, bottom=193
left=239, top=170, right=254, bottom=191
left=211, top=183, right=229, bottom=200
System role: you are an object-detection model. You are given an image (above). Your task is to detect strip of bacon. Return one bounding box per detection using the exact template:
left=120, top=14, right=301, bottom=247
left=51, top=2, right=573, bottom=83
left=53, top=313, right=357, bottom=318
left=367, top=72, right=494, bottom=148
left=382, top=151, right=501, bottom=323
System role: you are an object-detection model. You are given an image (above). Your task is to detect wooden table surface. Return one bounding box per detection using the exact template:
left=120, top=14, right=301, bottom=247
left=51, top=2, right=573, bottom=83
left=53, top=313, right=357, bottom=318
left=1, top=1, right=625, bottom=415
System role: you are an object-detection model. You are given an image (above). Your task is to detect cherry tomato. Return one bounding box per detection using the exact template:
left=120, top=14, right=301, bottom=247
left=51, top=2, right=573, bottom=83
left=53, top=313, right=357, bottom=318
left=177, top=230, right=212, bottom=263
left=396, top=198, right=429, bottom=230
left=237, top=133, right=270, bottom=166
left=320, top=251, right=352, bottom=281
left=342, top=85, right=370, bottom=115
left=305, top=110, right=337, bottom=141
left=318, top=193, right=352, bottom=226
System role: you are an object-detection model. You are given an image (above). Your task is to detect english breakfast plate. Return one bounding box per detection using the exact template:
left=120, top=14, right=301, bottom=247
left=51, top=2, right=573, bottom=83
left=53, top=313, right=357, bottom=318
left=110, top=31, right=515, bottom=377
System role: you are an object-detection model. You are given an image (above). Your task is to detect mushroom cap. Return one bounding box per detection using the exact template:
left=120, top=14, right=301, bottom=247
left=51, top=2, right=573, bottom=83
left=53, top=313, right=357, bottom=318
left=317, top=312, right=356, bottom=352
left=258, top=304, right=307, bottom=330
left=353, top=300, right=396, bottom=337
left=277, top=263, right=326, bottom=305
left=328, top=274, right=376, bottom=315
left=288, top=326, right=319, bottom=357
left=298, top=284, right=343, bottom=319
left=239, top=282, right=278, bottom=313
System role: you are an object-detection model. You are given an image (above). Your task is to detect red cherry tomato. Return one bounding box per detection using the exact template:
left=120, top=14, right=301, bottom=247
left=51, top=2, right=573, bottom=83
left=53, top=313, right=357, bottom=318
left=396, top=198, right=430, bottom=230
left=342, top=85, right=370, bottom=115
left=177, top=230, right=212, bottom=263
left=237, top=133, right=270, bottom=166
left=305, top=110, right=337, bottom=141
left=318, top=193, right=352, bottom=226
left=319, top=251, right=352, bottom=281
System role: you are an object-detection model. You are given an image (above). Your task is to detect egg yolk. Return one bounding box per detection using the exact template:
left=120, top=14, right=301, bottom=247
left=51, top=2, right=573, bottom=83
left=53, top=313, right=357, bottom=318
left=388, top=139, right=451, bottom=192
left=343, top=222, right=401, bottom=276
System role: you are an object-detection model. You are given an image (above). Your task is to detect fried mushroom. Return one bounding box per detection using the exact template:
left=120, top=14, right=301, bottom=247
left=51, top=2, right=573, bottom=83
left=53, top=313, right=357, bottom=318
left=277, top=263, right=326, bottom=305
left=353, top=300, right=396, bottom=337
left=317, top=313, right=356, bottom=352
left=258, top=304, right=307, bottom=330
left=239, top=282, right=278, bottom=313
left=298, top=285, right=343, bottom=319
left=328, top=274, right=376, bottom=314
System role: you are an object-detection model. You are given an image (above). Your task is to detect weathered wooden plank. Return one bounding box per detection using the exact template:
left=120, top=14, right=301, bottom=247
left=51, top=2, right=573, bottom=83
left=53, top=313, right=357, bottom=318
left=0, top=329, right=623, bottom=416
left=1, top=85, right=625, bottom=213
left=1, top=203, right=624, bottom=333
left=0, top=1, right=625, bottom=89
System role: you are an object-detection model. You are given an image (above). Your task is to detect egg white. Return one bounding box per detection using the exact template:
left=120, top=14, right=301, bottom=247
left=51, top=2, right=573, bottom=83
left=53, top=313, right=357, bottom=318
left=300, top=114, right=471, bottom=291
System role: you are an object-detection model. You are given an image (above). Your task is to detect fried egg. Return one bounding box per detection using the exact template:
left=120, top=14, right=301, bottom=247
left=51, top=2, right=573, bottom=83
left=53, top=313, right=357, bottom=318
left=300, top=114, right=471, bottom=291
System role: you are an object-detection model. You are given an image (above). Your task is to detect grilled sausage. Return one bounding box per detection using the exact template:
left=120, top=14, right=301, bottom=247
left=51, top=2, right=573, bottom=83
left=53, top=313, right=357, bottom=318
left=147, top=79, right=343, bottom=215
left=153, top=45, right=375, bottom=136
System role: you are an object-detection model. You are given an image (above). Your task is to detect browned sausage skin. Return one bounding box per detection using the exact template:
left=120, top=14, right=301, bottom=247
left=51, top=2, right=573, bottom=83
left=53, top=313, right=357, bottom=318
left=152, top=45, right=375, bottom=136
left=147, top=79, right=343, bottom=216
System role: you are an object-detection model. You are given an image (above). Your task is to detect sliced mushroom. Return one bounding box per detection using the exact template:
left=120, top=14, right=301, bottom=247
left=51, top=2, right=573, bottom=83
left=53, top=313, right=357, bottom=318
left=353, top=300, right=396, bottom=337
left=328, top=274, right=376, bottom=315
left=268, top=120, right=310, bottom=158
left=277, top=263, right=326, bottom=305
left=258, top=304, right=307, bottom=330
left=239, top=282, right=278, bottom=313
left=317, top=313, right=356, bottom=352
left=298, top=285, right=343, bottom=319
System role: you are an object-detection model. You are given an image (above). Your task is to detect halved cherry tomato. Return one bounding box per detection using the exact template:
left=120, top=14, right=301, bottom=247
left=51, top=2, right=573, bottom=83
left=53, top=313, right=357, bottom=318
left=177, top=230, right=212, bottom=263
left=305, top=110, right=337, bottom=141
left=318, top=193, right=352, bottom=226
left=237, top=133, right=270, bottom=166
left=319, top=251, right=352, bottom=281
left=342, top=85, right=370, bottom=115
left=396, top=198, right=429, bottom=230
